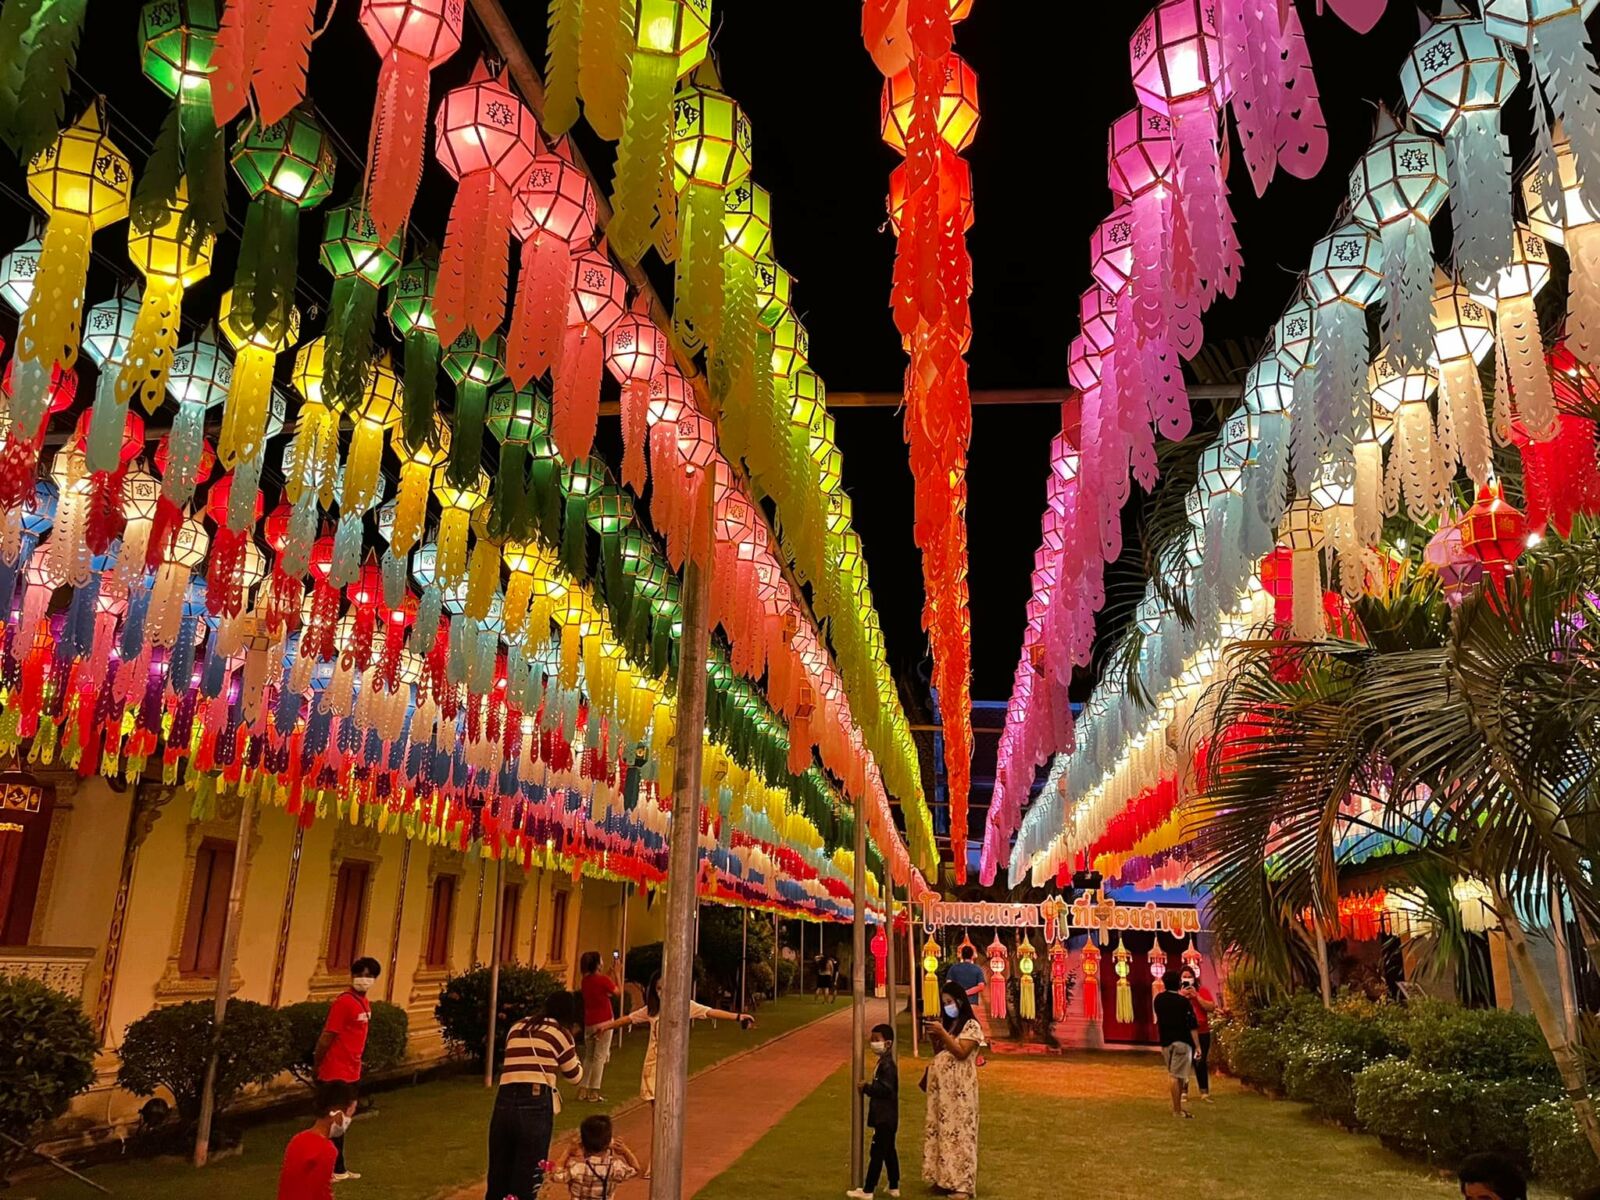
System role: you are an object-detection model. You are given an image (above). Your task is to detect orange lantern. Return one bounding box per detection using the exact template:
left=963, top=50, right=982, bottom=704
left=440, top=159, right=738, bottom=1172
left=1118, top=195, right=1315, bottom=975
left=880, top=53, right=980, bottom=154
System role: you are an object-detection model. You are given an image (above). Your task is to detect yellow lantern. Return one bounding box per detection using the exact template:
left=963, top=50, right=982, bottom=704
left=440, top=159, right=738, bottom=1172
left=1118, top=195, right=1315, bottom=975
left=921, top=934, right=942, bottom=1019
left=13, top=102, right=132, bottom=438
left=344, top=355, right=402, bottom=517
left=670, top=83, right=753, bottom=347
left=118, top=178, right=214, bottom=416
left=432, top=466, right=489, bottom=589
left=391, top=414, right=451, bottom=558
left=219, top=286, right=301, bottom=470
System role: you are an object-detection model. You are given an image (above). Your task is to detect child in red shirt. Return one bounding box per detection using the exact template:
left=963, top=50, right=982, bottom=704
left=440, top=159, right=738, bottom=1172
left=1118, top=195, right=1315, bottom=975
left=278, top=1081, right=358, bottom=1200
left=314, top=957, right=379, bottom=1179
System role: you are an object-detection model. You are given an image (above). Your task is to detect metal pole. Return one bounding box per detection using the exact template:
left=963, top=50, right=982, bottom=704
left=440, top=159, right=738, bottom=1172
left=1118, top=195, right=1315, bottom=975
left=384, top=839, right=413, bottom=1004
left=739, top=906, right=749, bottom=1015
left=484, top=856, right=505, bottom=1089
left=193, top=792, right=258, bottom=1167
left=849, top=799, right=867, bottom=1190
left=797, top=918, right=804, bottom=996
left=907, top=886, right=921, bottom=1059
left=772, top=912, right=780, bottom=1005
left=649, top=480, right=714, bottom=1200
left=884, top=868, right=897, bottom=1029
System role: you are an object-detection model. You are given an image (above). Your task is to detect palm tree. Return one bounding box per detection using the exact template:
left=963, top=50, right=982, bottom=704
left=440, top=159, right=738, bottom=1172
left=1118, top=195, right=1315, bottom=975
left=1191, top=524, right=1600, bottom=1161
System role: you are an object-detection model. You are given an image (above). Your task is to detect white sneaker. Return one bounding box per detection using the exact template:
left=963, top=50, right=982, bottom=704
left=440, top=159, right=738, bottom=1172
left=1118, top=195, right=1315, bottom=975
left=846, top=1190, right=874, bottom=1198
left=332, top=1171, right=362, bottom=1182
left=889, top=1191, right=901, bottom=1197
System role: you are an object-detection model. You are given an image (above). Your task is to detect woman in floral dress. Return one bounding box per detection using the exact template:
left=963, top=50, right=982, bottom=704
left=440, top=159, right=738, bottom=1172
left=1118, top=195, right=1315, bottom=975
left=922, top=980, right=983, bottom=1198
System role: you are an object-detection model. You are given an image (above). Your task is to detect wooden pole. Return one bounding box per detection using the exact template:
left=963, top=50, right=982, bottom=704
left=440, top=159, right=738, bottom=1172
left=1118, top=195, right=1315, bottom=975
left=649, top=483, right=714, bottom=1200
left=907, top=885, right=920, bottom=1059
left=772, top=912, right=780, bottom=1006
left=384, top=839, right=412, bottom=1004
left=267, top=824, right=306, bottom=1008
left=616, top=883, right=631, bottom=1044
left=797, top=918, right=804, bottom=996
left=485, top=856, right=505, bottom=1088
left=884, top=867, right=897, bottom=1029
left=739, top=905, right=749, bottom=1015
left=849, top=799, right=867, bottom=1189
left=193, top=792, right=257, bottom=1167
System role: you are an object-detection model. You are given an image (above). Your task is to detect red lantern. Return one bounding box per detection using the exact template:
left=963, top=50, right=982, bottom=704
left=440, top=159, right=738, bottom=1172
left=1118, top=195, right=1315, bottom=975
left=887, top=148, right=972, bottom=237
left=605, top=308, right=669, bottom=491
left=551, top=248, right=627, bottom=462
left=880, top=52, right=980, bottom=154
left=1460, top=482, right=1529, bottom=581
left=507, top=153, right=598, bottom=387
left=358, top=0, right=465, bottom=243
left=432, top=60, right=539, bottom=345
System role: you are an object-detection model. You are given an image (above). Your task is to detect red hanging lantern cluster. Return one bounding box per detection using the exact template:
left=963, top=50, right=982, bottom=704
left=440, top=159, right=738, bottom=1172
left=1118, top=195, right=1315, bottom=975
left=866, top=0, right=977, bottom=881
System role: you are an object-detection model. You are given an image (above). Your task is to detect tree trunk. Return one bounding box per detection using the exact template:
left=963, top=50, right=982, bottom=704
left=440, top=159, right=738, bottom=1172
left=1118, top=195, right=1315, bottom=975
left=1495, top=887, right=1600, bottom=1165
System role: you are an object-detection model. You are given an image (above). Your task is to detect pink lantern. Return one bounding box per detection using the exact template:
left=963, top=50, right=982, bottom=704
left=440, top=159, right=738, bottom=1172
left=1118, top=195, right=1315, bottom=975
left=550, top=248, right=626, bottom=463
left=432, top=60, right=539, bottom=345
left=605, top=308, right=669, bottom=491
left=358, top=0, right=464, bottom=242
left=507, top=153, right=598, bottom=387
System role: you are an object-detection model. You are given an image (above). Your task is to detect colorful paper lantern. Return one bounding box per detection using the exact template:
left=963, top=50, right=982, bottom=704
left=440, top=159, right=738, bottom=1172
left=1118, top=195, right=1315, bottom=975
left=508, top=153, right=598, bottom=388
left=442, top=330, right=507, bottom=490
left=1493, top=225, right=1557, bottom=441
left=209, top=0, right=322, bottom=127
left=1304, top=223, right=1384, bottom=474
left=388, top=255, right=442, bottom=453
left=1430, top=281, right=1495, bottom=487
left=0, top=0, right=91, bottom=164
left=319, top=202, right=404, bottom=412
left=670, top=83, right=752, bottom=347
left=134, top=0, right=227, bottom=249
left=164, top=328, right=232, bottom=508
left=551, top=248, right=626, bottom=462
left=1524, top=123, right=1600, bottom=368
left=606, top=307, right=669, bottom=492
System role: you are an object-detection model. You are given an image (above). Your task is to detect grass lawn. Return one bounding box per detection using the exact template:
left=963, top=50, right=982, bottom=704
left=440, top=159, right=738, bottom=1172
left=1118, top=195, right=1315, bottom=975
left=16, top=993, right=828, bottom=1200
left=697, top=1049, right=1550, bottom=1200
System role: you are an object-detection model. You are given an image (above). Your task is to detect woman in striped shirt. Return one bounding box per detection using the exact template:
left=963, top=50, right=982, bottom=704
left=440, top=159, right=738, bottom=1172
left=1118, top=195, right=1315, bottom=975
left=486, top=991, right=584, bottom=1200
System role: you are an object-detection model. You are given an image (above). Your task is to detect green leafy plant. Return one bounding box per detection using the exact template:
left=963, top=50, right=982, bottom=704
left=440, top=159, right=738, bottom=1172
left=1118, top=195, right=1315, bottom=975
left=116, top=1000, right=291, bottom=1129
left=1352, top=1059, right=1555, bottom=1167
left=434, top=964, right=564, bottom=1067
left=281, top=999, right=410, bottom=1085
left=1528, top=1097, right=1600, bottom=1194
left=0, top=976, right=96, bottom=1176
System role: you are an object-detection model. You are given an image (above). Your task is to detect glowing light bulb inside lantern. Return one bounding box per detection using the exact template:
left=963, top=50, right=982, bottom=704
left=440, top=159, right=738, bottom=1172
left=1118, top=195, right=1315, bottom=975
left=12, top=104, right=131, bottom=446
left=670, top=84, right=753, bottom=348
left=1429, top=281, right=1496, bottom=487
left=134, top=0, right=227, bottom=249
left=1493, top=225, right=1558, bottom=441
left=1524, top=124, right=1600, bottom=367
left=440, top=330, right=507, bottom=492
left=606, top=308, right=668, bottom=492
left=508, top=155, right=597, bottom=388
left=147, top=515, right=209, bottom=651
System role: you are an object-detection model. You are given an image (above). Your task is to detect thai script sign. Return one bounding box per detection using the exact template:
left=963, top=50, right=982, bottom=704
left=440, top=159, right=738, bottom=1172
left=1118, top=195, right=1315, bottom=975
left=916, top=892, right=1202, bottom=942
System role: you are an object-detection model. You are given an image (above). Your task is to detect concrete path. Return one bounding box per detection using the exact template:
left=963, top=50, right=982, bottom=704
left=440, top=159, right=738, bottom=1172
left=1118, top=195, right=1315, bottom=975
left=451, top=997, right=889, bottom=1200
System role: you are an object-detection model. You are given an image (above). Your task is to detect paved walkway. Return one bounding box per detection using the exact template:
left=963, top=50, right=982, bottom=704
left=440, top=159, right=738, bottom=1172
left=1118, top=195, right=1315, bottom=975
left=450, top=997, right=889, bottom=1200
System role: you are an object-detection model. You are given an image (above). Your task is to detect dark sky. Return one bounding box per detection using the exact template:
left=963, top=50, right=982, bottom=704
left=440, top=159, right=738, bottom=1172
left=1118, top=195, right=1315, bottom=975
left=1, top=1, right=1449, bottom=795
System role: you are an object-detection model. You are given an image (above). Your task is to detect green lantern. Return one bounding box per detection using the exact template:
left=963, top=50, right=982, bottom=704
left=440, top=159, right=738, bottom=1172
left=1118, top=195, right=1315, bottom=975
left=559, top=455, right=604, bottom=581
left=388, top=255, right=441, bottom=455
left=229, top=107, right=336, bottom=342
left=319, top=202, right=403, bottom=412
left=670, top=83, right=752, bottom=348
left=441, top=329, right=506, bottom=489
left=713, top=180, right=771, bottom=449
left=134, top=0, right=225, bottom=248
left=526, top=427, right=565, bottom=549
left=587, top=483, right=637, bottom=629
left=486, top=382, right=549, bottom=541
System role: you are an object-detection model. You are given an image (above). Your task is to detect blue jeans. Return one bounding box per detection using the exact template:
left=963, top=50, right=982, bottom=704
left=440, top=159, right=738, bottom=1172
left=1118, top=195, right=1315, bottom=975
left=485, top=1084, right=554, bottom=1200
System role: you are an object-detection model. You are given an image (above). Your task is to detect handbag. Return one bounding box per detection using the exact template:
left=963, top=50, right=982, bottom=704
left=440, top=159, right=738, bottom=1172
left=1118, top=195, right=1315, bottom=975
left=917, top=1067, right=929, bottom=1092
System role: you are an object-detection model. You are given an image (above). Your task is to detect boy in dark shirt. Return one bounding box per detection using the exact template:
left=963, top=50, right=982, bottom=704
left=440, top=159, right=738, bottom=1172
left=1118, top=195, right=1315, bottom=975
left=847, top=1023, right=900, bottom=1198
left=1152, top=970, right=1199, bottom=1119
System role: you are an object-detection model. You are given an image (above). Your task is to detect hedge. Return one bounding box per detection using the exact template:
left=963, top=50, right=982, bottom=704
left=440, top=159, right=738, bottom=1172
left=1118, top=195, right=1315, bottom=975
left=1527, top=1098, right=1600, bottom=1194
left=281, top=999, right=410, bottom=1085
left=1352, top=1059, right=1556, bottom=1167
left=0, top=976, right=97, bottom=1174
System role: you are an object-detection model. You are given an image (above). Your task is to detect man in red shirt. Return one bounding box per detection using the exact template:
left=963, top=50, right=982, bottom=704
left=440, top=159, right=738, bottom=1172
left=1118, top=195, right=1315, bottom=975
left=1180, top=968, right=1217, bottom=1101
left=278, top=1081, right=358, bottom=1200
left=314, top=957, right=379, bottom=1181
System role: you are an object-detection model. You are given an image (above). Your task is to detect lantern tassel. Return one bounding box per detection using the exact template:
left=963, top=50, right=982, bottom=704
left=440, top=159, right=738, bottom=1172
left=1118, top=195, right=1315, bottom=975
left=447, top=378, right=491, bottom=488
left=323, top=276, right=380, bottom=411
left=1500, top=293, right=1558, bottom=440
left=1444, top=111, right=1513, bottom=293
left=551, top=323, right=604, bottom=462
left=1379, top=219, right=1435, bottom=372
left=1171, top=94, right=1241, bottom=308
left=229, top=452, right=265, bottom=532
left=1439, top=356, right=1491, bottom=487
left=363, top=47, right=431, bottom=245
left=120, top=277, right=184, bottom=414
left=1273, top=1, right=1329, bottom=182
left=437, top=507, right=470, bottom=589
left=676, top=183, right=726, bottom=347
left=1566, top=223, right=1600, bottom=368
left=1531, top=22, right=1600, bottom=223
left=507, top=233, right=570, bottom=388
left=1290, top=547, right=1324, bottom=641
left=1313, top=302, right=1365, bottom=463
left=15, top=213, right=93, bottom=420
left=401, top=329, right=440, bottom=454
left=218, top=344, right=275, bottom=470
left=1290, top=364, right=1319, bottom=490
left=233, top=193, right=300, bottom=342
left=392, top=460, right=430, bottom=555
left=0, top=0, right=87, bottom=163
left=545, top=0, right=582, bottom=136
left=85, top=374, right=127, bottom=477
left=610, top=50, right=677, bottom=263
left=253, top=0, right=317, bottom=126
left=343, top=421, right=385, bottom=515
left=164, top=402, right=206, bottom=507
left=576, top=0, right=632, bottom=142
left=436, top=172, right=513, bottom=345
left=713, top=251, right=757, bottom=455
left=210, top=0, right=265, bottom=125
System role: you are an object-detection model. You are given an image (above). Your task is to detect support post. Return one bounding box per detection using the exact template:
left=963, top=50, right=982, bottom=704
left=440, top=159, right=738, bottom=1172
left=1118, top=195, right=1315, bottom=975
left=739, top=906, right=749, bottom=1015
left=907, top=886, right=920, bottom=1059
left=267, top=824, right=306, bottom=1008
left=849, top=797, right=867, bottom=1190
left=384, top=839, right=412, bottom=1004
left=649, top=482, right=714, bottom=1200
left=884, top=868, right=897, bottom=1029
left=772, top=912, right=780, bottom=1006
left=193, top=792, right=258, bottom=1167
left=485, top=855, right=505, bottom=1089
left=616, top=883, right=631, bottom=1044
left=797, top=918, right=804, bottom=995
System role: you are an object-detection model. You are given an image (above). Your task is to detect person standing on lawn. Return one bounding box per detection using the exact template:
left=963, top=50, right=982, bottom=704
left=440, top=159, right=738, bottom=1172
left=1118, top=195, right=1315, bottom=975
left=1153, top=970, right=1200, bottom=1119
left=1180, top=967, right=1216, bottom=1101
left=313, top=957, right=379, bottom=1181
left=921, top=981, right=983, bottom=1200
left=847, top=1022, right=900, bottom=1200
left=277, top=1081, right=358, bottom=1200
left=577, top=950, right=621, bottom=1102
left=599, top=972, right=754, bottom=1109
left=815, top=950, right=837, bottom=1003
left=486, top=990, right=584, bottom=1200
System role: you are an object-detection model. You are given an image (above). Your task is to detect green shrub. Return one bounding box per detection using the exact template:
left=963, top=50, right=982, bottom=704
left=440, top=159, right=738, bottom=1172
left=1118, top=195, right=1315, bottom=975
left=1223, top=1026, right=1287, bottom=1092
left=116, top=1000, right=291, bottom=1128
left=1352, top=1059, right=1555, bottom=1166
left=281, top=1000, right=409, bottom=1085
left=1401, top=1001, right=1555, bottom=1083
left=1281, top=994, right=1411, bottom=1125
left=0, top=976, right=97, bottom=1174
left=1527, top=1099, right=1600, bottom=1193
left=434, top=964, right=565, bottom=1067
left=776, top=956, right=797, bottom=993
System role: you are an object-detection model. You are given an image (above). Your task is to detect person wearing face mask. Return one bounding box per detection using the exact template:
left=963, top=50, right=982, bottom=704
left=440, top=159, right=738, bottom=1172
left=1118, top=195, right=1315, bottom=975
left=1179, top=969, right=1216, bottom=1101
left=277, top=1080, right=359, bottom=1200
left=920, top=982, right=983, bottom=1200
left=847, top=1023, right=900, bottom=1199
left=313, top=957, right=380, bottom=1182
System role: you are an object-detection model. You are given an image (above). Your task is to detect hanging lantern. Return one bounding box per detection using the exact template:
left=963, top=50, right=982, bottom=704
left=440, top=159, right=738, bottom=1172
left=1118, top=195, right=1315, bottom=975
left=1349, top=112, right=1448, bottom=372
left=389, top=413, right=451, bottom=564
left=442, top=330, right=507, bottom=489
left=107, top=178, right=215, bottom=463
left=1368, top=355, right=1447, bottom=523
left=1525, top=123, right=1600, bottom=368
left=337, top=357, right=402, bottom=581
left=432, top=466, right=489, bottom=589
left=1424, top=518, right=1483, bottom=606
left=388, top=256, right=442, bottom=453
left=0, top=0, right=93, bottom=164
left=1128, top=0, right=1239, bottom=308
left=552, top=248, right=626, bottom=462
left=486, top=384, right=546, bottom=541
left=713, top=181, right=772, bottom=448
left=0, top=236, right=42, bottom=316
left=879, top=51, right=980, bottom=154
left=209, top=0, right=325, bottom=128
left=228, top=107, right=336, bottom=342
left=509, top=154, right=598, bottom=388
left=1494, top=226, right=1558, bottom=441
left=11, top=103, right=131, bottom=447
left=1399, top=4, right=1519, bottom=292
left=986, top=934, right=1009, bottom=1020
left=605, top=307, right=669, bottom=492
left=1430, top=282, right=1496, bottom=487
left=1279, top=496, right=1326, bottom=640
left=319, top=202, right=404, bottom=411
left=1459, top=479, right=1528, bottom=584
left=164, top=328, right=232, bottom=509
left=1483, top=0, right=1600, bottom=230
left=217, top=287, right=299, bottom=488
left=432, top=60, right=539, bottom=344
left=134, top=0, right=227, bottom=249
left=1305, top=224, right=1384, bottom=474
left=608, top=0, right=712, bottom=261
left=670, top=83, right=753, bottom=347
left=357, top=0, right=464, bottom=243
